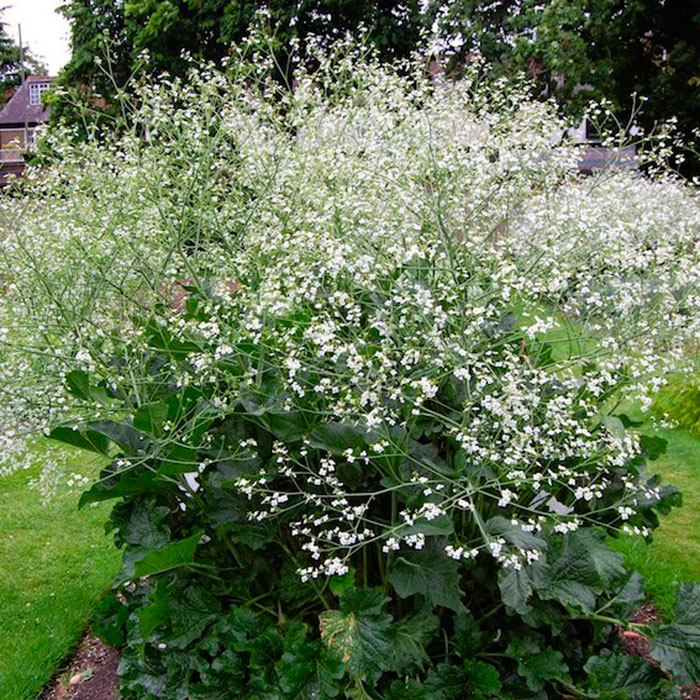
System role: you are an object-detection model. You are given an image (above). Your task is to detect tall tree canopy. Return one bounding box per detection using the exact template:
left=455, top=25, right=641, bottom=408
left=0, top=6, right=48, bottom=105
left=432, top=0, right=700, bottom=171
left=54, top=1, right=428, bottom=119
left=54, top=0, right=699, bottom=172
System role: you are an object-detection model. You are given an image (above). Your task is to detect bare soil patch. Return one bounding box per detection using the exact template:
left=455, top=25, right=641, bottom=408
left=41, top=629, right=119, bottom=700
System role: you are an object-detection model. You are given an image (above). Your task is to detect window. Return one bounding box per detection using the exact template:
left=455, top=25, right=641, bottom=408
left=28, top=82, right=51, bottom=106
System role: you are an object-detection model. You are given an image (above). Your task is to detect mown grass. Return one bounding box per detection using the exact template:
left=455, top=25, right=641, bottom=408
left=0, top=441, right=120, bottom=700
left=610, top=423, right=700, bottom=617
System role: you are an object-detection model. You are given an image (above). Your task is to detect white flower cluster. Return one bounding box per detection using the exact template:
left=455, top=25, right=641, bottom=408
left=0, top=46, right=696, bottom=579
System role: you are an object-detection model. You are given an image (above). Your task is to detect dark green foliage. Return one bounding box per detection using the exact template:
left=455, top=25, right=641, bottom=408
left=653, top=376, right=700, bottom=437
left=46, top=313, right=700, bottom=697
left=431, top=0, right=700, bottom=174
left=388, top=538, right=467, bottom=613
left=52, top=0, right=429, bottom=127
left=0, top=8, right=46, bottom=104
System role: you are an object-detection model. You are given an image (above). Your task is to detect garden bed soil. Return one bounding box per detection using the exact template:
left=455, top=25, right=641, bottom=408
left=41, top=629, right=119, bottom=700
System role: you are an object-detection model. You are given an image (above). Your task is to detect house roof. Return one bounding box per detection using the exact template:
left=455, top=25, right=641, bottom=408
left=0, top=76, right=56, bottom=127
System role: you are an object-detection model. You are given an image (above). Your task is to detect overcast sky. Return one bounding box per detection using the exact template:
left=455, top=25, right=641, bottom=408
left=3, top=0, right=71, bottom=76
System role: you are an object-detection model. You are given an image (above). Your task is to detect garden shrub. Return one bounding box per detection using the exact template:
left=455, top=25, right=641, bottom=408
left=1, top=44, right=700, bottom=698
left=653, top=369, right=700, bottom=437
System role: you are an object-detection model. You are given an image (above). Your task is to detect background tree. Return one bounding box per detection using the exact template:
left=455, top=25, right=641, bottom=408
left=0, top=6, right=47, bottom=107
left=52, top=1, right=429, bottom=127
left=53, top=0, right=700, bottom=173
left=432, top=0, right=700, bottom=174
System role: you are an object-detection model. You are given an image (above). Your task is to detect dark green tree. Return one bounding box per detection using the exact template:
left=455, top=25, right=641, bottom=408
left=432, top=0, right=700, bottom=173
left=53, top=0, right=700, bottom=173
left=52, top=1, right=430, bottom=126
left=0, top=6, right=47, bottom=106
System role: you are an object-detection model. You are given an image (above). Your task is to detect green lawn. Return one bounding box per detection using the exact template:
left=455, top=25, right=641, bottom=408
left=0, top=442, right=120, bottom=700
left=611, top=423, right=700, bottom=617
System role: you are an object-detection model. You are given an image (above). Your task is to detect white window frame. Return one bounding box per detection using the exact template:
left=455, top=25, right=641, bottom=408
left=28, top=82, right=51, bottom=106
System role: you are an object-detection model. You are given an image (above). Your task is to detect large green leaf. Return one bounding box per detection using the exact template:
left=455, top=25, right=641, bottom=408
left=112, top=498, right=170, bottom=550
left=422, top=661, right=502, bottom=699
left=49, top=425, right=110, bottom=455
left=532, top=529, right=626, bottom=613
left=648, top=625, right=700, bottom=687
left=138, top=582, right=222, bottom=649
left=79, top=465, right=173, bottom=507
left=319, top=588, right=392, bottom=678
left=89, top=419, right=154, bottom=455
left=498, top=566, right=533, bottom=614
left=388, top=538, right=466, bottom=613
left=388, top=609, right=439, bottom=673
left=276, top=623, right=344, bottom=698
left=674, top=583, right=700, bottom=626
left=649, top=584, right=700, bottom=685
left=506, top=637, right=570, bottom=693
left=138, top=579, right=171, bottom=639
left=584, top=653, right=679, bottom=699
left=129, top=531, right=201, bottom=580
left=65, top=369, right=111, bottom=405
left=463, top=661, right=502, bottom=698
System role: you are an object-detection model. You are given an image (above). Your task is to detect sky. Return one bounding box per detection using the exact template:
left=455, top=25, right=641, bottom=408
left=3, top=0, right=71, bottom=76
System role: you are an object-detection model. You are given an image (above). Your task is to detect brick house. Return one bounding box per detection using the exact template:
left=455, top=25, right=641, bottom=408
left=0, top=75, right=55, bottom=182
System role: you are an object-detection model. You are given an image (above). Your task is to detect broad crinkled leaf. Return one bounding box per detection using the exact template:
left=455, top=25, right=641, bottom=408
left=388, top=609, right=439, bottom=673
left=422, top=661, right=501, bottom=699
left=532, top=529, right=626, bottom=613
left=585, top=652, right=679, bottom=699
left=163, top=586, right=222, bottom=649
left=650, top=627, right=700, bottom=685
left=276, top=624, right=344, bottom=698
left=648, top=585, right=700, bottom=684
left=674, top=583, right=700, bottom=626
left=464, top=661, right=502, bottom=697
left=129, top=531, right=201, bottom=580
left=506, top=637, right=570, bottom=693
left=498, top=566, right=533, bottom=614
left=319, top=588, right=392, bottom=678
left=388, top=538, right=466, bottom=613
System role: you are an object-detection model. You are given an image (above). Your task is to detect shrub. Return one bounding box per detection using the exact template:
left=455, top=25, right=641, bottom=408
left=653, top=370, right=700, bottom=436
left=1, top=45, right=700, bottom=698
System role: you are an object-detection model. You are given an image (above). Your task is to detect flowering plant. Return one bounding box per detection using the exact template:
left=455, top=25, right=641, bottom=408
left=1, top=44, right=699, bottom=698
